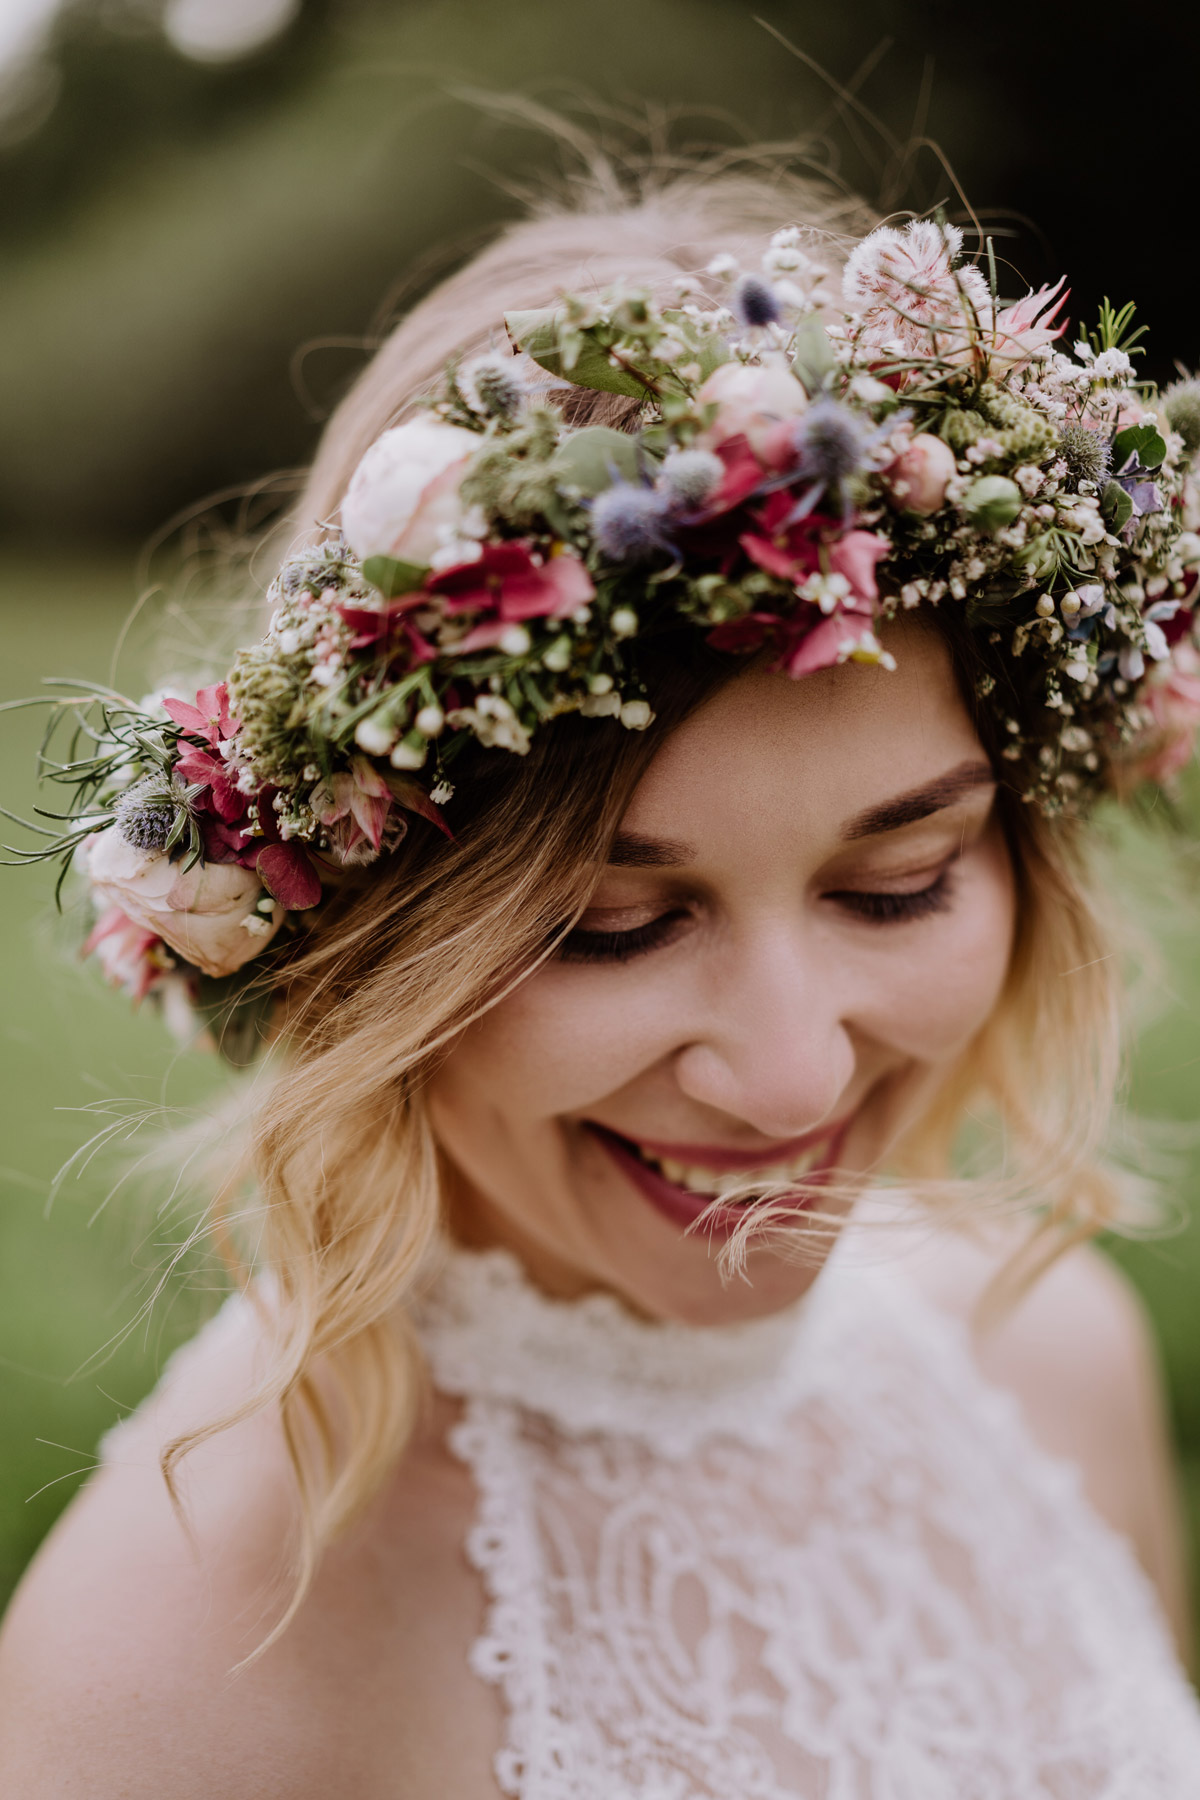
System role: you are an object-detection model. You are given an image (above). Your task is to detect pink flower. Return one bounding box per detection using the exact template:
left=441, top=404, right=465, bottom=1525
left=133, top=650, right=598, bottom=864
left=83, top=906, right=165, bottom=1001
left=162, top=682, right=239, bottom=745
left=429, top=541, right=593, bottom=630
left=739, top=496, right=889, bottom=606
left=987, top=279, right=1068, bottom=374
left=695, top=361, right=808, bottom=459
left=843, top=220, right=991, bottom=359
left=163, top=682, right=245, bottom=821
left=1131, top=642, right=1200, bottom=786
left=311, top=757, right=394, bottom=865
left=340, top=419, right=481, bottom=565
left=882, top=431, right=957, bottom=515
left=86, top=829, right=283, bottom=979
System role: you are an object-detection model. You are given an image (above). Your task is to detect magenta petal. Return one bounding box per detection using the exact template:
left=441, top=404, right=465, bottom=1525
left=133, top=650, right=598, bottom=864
left=388, top=776, right=454, bottom=839
left=163, top=696, right=209, bottom=735
left=781, top=615, right=847, bottom=677
left=828, top=531, right=889, bottom=604
left=255, top=843, right=323, bottom=910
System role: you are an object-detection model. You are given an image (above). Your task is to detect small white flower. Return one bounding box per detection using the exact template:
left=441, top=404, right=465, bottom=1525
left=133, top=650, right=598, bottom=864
left=798, top=570, right=851, bottom=614
left=580, top=691, right=622, bottom=718
left=619, top=700, right=653, bottom=730
left=1118, top=644, right=1145, bottom=681
left=498, top=624, right=532, bottom=657
left=1091, top=348, right=1134, bottom=382
left=610, top=607, right=639, bottom=638
left=414, top=704, right=445, bottom=737
left=588, top=672, right=615, bottom=695
left=354, top=715, right=397, bottom=756
left=1143, top=620, right=1170, bottom=661
left=389, top=740, right=426, bottom=770
left=706, top=253, right=739, bottom=279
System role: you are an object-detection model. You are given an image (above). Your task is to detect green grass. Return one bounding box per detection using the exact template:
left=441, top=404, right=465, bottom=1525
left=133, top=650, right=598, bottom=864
left=1, top=552, right=1199, bottom=1624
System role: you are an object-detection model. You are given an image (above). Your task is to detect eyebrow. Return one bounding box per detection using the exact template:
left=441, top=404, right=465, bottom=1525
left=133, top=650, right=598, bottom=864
left=840, top=760, right=996, bottom=840
left=608, top=830, right=696, bottom=868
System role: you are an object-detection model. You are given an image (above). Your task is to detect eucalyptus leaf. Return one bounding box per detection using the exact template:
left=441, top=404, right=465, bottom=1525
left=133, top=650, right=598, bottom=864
left=1101, top=480, right=1135, bottom=531
left=1113, top=422, right=1166, bottom=472
left=361, top=555, right=428, bottom=598
left=504, top=308, right=649, bottom=399
left=790, top=317, right=836, bottom=396
left=550, top=426, right=643, bottom=496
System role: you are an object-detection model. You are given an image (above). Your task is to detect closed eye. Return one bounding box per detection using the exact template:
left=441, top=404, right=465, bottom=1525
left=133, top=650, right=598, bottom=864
left=824, top=869, right=954, bottom=924
left=556, top=909, right=690, bottom=964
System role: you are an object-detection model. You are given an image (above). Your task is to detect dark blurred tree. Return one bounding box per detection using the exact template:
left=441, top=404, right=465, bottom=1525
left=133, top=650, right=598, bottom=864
left=1, top=0, right=1196, bottom=543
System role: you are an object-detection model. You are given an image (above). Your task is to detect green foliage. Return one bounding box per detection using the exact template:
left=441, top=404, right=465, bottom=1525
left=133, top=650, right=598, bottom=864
left=361, top=556, right=427, bottom=598
left=549, top=426, right=645, bottom=496
left=505, top=308, right=650, bottom=399
left=790, top=317, right=836, bottom=396
left=1087, top=297, right=1148, bottom=360
left=1113, top=421, right=1167, bottom=472
left=1102, top=480, right=1135, bottom=532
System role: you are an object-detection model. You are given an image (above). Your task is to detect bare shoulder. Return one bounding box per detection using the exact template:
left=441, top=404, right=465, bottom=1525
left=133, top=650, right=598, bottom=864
left=0, top=1301, right=492, bottom=1798
left=900, top=1223, right=1191, bottom=1658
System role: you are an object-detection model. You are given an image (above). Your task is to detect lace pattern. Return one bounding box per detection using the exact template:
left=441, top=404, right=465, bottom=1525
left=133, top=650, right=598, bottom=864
left=418, top=1244, right=1200, bottom=1800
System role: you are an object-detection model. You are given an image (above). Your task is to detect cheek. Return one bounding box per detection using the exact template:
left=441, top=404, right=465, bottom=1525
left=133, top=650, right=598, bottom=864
left=857, top=835, right=1015, bottom=1064
left=429, top=972, right=668, bottom=1131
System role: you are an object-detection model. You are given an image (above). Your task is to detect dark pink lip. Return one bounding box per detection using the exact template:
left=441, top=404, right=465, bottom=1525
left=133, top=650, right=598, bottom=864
left=609, top=1118, right=855, bottom=1173
left=585, top=1121, right=851, bottom=1239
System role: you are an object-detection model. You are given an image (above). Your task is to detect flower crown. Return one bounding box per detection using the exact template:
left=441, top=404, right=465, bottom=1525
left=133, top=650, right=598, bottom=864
left=7, top=218, right=1200, bottom=1055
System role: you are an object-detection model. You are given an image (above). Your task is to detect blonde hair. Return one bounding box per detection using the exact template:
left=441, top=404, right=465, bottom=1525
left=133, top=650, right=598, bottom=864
left=164, top=160, right=1129, bottom=1652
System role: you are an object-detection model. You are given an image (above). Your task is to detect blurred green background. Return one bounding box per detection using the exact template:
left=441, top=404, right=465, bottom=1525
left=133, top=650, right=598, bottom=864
left=2, top=0, right=1199, bottom=1625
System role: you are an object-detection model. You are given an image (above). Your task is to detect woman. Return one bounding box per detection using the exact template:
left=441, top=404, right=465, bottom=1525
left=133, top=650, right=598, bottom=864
left=2, top=166, right=1200, bottom=1795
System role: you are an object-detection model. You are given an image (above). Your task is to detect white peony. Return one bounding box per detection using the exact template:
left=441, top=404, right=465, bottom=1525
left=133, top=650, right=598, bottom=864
left=694, top=361, right=808, bottom=454
left=340, top=419, right=480, bottom=566
left=86, top=830, right=282, bottom=979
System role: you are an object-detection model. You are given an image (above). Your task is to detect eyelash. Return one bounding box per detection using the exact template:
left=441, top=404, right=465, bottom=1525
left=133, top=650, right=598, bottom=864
left=557, top=871, right=954, bottom=965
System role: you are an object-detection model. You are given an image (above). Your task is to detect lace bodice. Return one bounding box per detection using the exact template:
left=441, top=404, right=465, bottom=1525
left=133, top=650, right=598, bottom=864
left=414, top=1241, right=1200, bottom=1800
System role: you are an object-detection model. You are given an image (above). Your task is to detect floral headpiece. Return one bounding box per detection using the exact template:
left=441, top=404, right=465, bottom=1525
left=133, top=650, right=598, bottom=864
left=7, top=218, right=1200, bottom=1053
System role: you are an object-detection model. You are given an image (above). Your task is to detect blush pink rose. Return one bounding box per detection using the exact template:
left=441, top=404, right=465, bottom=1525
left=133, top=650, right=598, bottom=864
left=1130, top=642, right=1200, bottom=786
left=695, top=361, right=808, bottom=456
left=882, top=431, right=956, bottom=515
left=86, top=830, right=282, bottom=978
left=340, top=419, right=481, bottom=566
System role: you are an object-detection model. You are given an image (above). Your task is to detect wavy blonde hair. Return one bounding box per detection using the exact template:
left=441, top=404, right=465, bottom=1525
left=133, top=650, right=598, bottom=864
left=163, top=161, right=1129, bottom=1653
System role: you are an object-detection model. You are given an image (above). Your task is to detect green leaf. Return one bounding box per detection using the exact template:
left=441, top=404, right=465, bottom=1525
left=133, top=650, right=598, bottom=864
left=361, top=555, right=428, bottom=598
left=504, top=308, right=649, bottom=399
left=790, top=317, right=836, bottom=396
left=550, top=426, right=643, bottom=496
left=1101, top=480, right=1134, bottom=531
left=1112, top=422, right=1166, bottom=472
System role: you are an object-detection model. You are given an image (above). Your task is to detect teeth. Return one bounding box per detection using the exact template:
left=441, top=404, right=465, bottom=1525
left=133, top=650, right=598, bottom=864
left=643, top=1142, right=828, bottom=1197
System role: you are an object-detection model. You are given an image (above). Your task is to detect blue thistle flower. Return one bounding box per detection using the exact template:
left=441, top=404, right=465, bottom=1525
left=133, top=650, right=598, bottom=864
left=733, top=276, right=782, bottom=330
left=1057, top=424, right=1111, bottom=489
left=591, top=482, right=677, bottom=563
left=793, top=397, right=872, bottom=489
left=658, top=448, right=724, bottom=513
left=114, top=776, right=184, bottom=852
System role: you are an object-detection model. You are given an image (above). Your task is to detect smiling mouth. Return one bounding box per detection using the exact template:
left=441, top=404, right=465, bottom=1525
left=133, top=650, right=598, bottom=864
left=584, top=1121, right=850, bottom=1232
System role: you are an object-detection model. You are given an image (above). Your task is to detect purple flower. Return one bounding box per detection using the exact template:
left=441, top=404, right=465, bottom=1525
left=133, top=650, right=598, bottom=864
left=732, top=276, right=782, bottom=330
left=591, top=483, right=677, bottom=563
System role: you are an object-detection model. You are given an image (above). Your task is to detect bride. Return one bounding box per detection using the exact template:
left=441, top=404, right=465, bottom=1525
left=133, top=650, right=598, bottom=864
left=2, top=162, right=1200, bottom=1796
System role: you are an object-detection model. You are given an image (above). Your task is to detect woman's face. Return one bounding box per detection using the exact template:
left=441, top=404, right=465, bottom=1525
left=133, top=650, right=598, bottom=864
left=428, top=623, right=1016, bottom=1324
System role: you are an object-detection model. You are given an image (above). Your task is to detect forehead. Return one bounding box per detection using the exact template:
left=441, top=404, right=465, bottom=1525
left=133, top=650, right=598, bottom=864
left=622, top=624, right=985, bottom=848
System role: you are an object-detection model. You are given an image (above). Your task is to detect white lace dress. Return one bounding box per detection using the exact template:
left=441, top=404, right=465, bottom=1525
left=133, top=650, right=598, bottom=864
left=410, top=1241, right=1200, bottom=1800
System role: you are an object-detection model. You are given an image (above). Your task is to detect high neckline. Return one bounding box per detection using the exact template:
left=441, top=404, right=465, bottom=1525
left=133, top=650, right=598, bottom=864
left=413, top=1239, right=844, bottom=1455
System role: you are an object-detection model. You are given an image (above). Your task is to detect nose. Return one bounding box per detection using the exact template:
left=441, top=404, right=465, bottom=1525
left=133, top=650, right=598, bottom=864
left=672, top=920, right=856, bottom=1141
